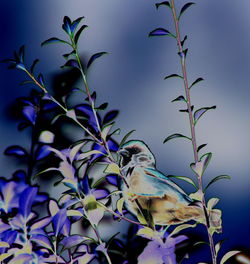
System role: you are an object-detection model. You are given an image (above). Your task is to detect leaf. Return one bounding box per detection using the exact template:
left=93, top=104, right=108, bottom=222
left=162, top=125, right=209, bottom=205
left=137, top=227, right=157, bottom=240
left=207, top=198, right=220, bottom=210
left=215, top=239, right=226, bottom=255
left=155, top=1, right=171, bottom=9
left=171, top=95, right=186, bottom=102
left=189, top=77, right=204, bottom=89
left=171, top=223, right=197, bottom=236
left=96, top=102, right=108, bottom=110
left=149, top=28, right=175, bottom=38
left=41, top=37, right=70, bottom=46
left=35, top=145, right=51, bottom=160
left=38, top=73, right=45, bottom=86
left=92, top=189, right=109, bottom=200
left=106, top=174, right=118, bottom=186
left=87, top=52, right=108, bottom=69
left=194, top=106, right=216, bottom=125
left=163, top=133, right=191, bottom=143
left=104, top=163, right=120, bottom=175
left=23, top=105, right=37, bottom=124
left=204, top=175, right=231, bottom=192
left=0, top=253, right=13, bottom=262
left=31, top=217, right=51, bottom=230
left=181, top=35, right=188, bottom=46
left=179, top=105, right=194, bottom=113
left=61, top=59, right=79, bottom=69
left=67, top=210, right=83, bottom=217
left=101, top=122, right=114, bottom=140
left=5, top=145, right=28, bottom=157
left=116, top=197, right=125, bottom=214
left=71, top=16, right=85, bottom=33
left=167, top=175, right=197, bottom=189
left=190, top=152, right=212, bottom=177
left=103, top=110, right=119, bottom=124
left=220, top=251, right=241, bottom=264
left=74, top=25, right=88, bottom=45
left=178, top=2, right=195, bottom=20
left=119, top=130, right=136, bottom=147
left=52, top=209, right=67, bottom=236
left=31, top=235, right=53, bottom=250
left=0, top=242, right=10, bottom=248
left=61, top=235, right=91, bottom=250
left=164, top=73, right=183, bottom=80
left=30, top=59, right=39, bottom=73
left=19, top=187, right=38, bottom=219
left=197, top=143, right=207, bottom=153
left=77, top=150, right=105, bottom=161
left=39, top=130, right=55, bottom=144
left=189, top=190, right=203, bottom=201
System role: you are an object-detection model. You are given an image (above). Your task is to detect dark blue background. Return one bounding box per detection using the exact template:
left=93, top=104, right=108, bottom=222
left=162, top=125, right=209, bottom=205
left=0, top=0, right=249, bottom=263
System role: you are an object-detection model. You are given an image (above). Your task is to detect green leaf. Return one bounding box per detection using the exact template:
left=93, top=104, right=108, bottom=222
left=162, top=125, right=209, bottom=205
left=220, top=251, right=241, bottom=264
left=168, top=175, right=197, bottom=189
left=189, top=77, right=204, bottom=89
left=41, top=37, right=70, bottom=46
left=67, top=209, right=83, bottom=217
left=119, top=130, right=136, bottom=147
left=178, top=2, right=195, bottom=20
left=171, top=223, right=197, bottom=236
left=204, top=175, right=231, bottom=192
left=163, top=133, right=191, bottom=144
left=155, top=1, right=171, bottom=9
left=194, top=106, right=216, bottom=125
left=171, top=95, right=186, bottom=103
left=164, top=73, right=183, bottom=80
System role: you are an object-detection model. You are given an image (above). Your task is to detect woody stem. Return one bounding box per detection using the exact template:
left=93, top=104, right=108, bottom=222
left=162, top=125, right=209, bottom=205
left=170, top=1, right=216, bottom=263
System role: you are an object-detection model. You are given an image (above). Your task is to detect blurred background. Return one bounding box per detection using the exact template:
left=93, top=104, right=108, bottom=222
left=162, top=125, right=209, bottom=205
left=0, top=0, right=249, bottom=263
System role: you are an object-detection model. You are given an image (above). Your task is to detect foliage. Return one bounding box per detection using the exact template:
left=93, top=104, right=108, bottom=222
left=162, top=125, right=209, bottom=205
left=0, top=3, right=242, bottom=264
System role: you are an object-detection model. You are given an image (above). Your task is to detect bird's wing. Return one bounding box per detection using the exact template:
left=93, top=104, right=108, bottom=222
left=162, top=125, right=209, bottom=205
left=131, top=167, right=192, bottom=203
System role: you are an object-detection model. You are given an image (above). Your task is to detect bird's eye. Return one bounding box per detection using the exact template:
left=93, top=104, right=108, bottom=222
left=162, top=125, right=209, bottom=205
left=128, top=147, right=141, bottom=154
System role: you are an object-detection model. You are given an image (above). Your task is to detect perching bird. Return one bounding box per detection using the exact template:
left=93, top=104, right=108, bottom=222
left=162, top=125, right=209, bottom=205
left=118, top=140, right=204, bottom=226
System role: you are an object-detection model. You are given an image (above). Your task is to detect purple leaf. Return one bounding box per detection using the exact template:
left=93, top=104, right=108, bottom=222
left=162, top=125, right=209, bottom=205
left=23, top=105, right=37, bottom=124
left=52, top=209, right=67, bottom=236
left=4, top=145, right=28, bottom=157
left=19, top=187, right=38, bottom=219
left=193, top=106, right=216, bottom=125
left=31, top=234, right=52, bottom=250
left=35, top=145, right=51, bottom=160
left=11, top=254, right=33, bottom=263
left=71, top=16, right=84, bottom=33
left=31, top=217, right=51, bottom=231
left=149, top=28, right=174, bottom=37
left=155, top=1, right=171, bottom=9
left=92, top=189, right=109, bottom=200
left=103, top=110, right=119, bottom=124
left=179, top=2, right=195, bottom=19
left=61, top=59, right=79, bottom=69
left=38, top=73, right=45, bottom=86
left=61, top=235, right=89, bottom=249
left=106, top=175, right=118, bottom=186
left=107, top=138, right=119, bottom=152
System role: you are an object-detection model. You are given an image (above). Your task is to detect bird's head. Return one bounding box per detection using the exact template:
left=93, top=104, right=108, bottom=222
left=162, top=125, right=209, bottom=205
left=118, top=140, right=155, bottom=171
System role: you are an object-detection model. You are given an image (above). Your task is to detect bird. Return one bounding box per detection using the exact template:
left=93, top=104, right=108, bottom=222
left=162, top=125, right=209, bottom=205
left=118, top=140, right=204, bottom=226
